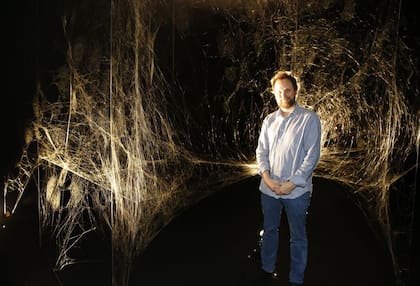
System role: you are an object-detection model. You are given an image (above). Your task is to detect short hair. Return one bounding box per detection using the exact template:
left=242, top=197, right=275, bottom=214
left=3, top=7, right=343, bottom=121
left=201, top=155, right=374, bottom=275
left=270, top=71, right=298, bottom=91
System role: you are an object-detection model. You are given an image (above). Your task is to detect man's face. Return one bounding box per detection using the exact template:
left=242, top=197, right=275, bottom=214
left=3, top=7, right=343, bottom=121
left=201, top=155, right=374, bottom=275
left=273, top=79, right=297, bottom=109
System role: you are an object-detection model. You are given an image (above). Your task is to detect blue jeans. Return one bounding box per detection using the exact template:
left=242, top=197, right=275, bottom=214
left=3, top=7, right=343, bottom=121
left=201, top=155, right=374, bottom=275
left=260, top=192, right=310, bottom=284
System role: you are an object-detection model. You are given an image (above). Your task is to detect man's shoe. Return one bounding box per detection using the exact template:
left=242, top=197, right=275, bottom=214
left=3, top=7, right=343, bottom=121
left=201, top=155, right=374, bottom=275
left=270, top=271, right=279, bottom=279
left=259, top=269, right=279, bottom=279
left=290, top=282, right=303, bottom=286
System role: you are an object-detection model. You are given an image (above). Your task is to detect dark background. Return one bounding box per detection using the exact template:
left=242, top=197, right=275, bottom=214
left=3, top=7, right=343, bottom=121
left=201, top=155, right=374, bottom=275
left=2, top=1, right=419, bottom=286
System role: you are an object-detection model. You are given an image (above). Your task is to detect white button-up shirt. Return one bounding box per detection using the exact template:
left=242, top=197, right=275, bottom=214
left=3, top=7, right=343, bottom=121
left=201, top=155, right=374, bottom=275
left=256, top=104, right=321, bottom=199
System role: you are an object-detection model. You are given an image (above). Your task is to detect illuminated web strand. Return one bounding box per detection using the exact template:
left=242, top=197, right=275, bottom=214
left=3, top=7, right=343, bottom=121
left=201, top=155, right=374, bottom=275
left=2, top=1, right=417, bottom=286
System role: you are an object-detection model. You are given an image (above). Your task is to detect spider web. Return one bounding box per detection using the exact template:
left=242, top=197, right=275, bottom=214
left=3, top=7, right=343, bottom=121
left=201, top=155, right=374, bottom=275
left=3, top=0, right=418, bottom=285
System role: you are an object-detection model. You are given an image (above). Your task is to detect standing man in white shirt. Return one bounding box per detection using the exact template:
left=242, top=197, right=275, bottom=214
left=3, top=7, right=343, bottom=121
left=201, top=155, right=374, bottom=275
left=256, top=70, right=321, bottom=286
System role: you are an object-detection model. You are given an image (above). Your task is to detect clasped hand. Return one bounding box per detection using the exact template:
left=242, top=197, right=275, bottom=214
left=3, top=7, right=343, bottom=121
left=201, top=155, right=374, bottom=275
left=266, top=179, right=296, bottom=195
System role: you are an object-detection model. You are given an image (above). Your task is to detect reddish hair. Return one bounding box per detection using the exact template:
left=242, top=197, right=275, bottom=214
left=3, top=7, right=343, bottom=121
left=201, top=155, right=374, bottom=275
left=270, top=71, right=298, bottom=91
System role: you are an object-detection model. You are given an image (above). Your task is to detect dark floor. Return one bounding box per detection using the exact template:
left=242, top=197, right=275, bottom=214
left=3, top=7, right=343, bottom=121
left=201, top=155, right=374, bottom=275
left=1, top=176, right=398, bottom=286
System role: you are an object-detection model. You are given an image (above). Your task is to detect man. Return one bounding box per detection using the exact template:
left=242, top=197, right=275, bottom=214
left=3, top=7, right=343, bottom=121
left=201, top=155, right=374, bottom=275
left=256, top=71, right=321, bottom=286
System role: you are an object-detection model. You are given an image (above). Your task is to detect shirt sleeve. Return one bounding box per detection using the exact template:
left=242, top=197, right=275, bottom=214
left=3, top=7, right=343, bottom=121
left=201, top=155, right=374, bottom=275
left=256, top=117, right=270, bottom=176
left=288, top=113, right=321, bottom=187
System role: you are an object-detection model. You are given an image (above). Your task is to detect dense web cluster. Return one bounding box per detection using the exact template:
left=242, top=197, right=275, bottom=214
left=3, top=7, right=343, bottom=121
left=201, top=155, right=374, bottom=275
left=3, top=0, right=418, bottom=285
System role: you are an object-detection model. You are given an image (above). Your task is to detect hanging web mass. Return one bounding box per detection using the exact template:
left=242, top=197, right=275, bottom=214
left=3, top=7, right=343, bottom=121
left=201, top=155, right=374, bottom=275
left=3, top=1, right=418, bottom=285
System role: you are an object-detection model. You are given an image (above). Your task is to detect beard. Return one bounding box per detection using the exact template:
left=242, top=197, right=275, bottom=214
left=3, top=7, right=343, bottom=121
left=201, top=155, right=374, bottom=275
left=279, top=96, right=296, bottom=109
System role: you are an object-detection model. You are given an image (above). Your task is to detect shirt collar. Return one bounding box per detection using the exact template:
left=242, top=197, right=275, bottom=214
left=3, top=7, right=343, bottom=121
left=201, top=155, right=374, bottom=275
left=276, top=103, right=301, bottom=118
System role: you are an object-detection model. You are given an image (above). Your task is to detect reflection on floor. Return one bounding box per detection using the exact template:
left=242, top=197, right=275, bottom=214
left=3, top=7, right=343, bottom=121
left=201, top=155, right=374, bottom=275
left=1, top=176, right=396, bottom=286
